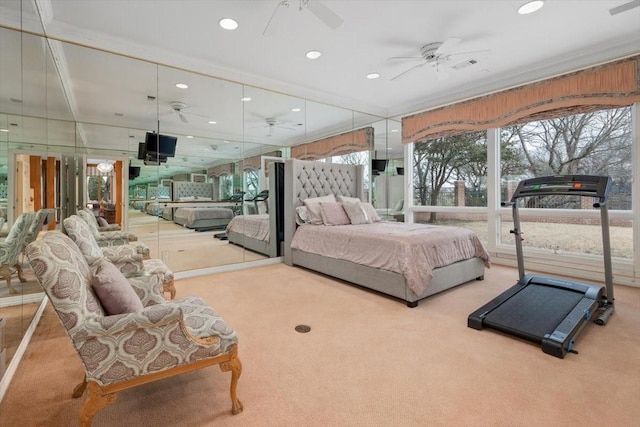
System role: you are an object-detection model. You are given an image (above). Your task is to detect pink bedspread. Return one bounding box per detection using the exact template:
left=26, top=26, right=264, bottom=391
left=290, top=222, right=490, bottom=295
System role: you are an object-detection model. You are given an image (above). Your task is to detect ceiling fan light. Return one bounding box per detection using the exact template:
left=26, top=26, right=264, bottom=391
left=518, top=0, right=544, bottom=15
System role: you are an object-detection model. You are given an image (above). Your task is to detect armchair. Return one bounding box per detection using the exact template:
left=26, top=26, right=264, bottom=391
left=26, top=232, right=243, bottom=426
left=81, top=206, right=121, bottom=231
left=0, top=211, right=36, bottom=294
left=63, top=214, right=176, bottom=300
left=75, top=209, right=150, bottom=259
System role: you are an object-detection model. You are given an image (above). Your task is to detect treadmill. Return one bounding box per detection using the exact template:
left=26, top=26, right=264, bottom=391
left=468, top=175, right=615, bottom=358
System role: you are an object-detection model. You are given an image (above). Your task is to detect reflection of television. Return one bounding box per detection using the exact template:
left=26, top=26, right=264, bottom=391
left=144, top=132, right=177, bottom=157
left=137, top=142, right=146, bottom=160
left=396, top=167, right=405, bottom=175
left=129, top=166, right=141, bottom=179
left=372, top=159, right=388, bottom=173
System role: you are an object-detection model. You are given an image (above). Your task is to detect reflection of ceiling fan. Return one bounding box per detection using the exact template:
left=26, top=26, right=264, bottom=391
left=388, top=37, right=489, bottom=82
left=166, top=101, right=208, bottom=123
left=253, top=118, right=297, bottom=137
left=609, top=0, right=640, bottom=15
left=263, top=0, right=343, bottom=35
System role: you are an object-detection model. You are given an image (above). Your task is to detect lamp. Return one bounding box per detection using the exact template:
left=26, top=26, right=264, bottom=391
left=96, top=161, right=114, bottom=174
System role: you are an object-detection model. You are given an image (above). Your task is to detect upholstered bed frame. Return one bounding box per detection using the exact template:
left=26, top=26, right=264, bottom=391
left=283, top=158, right=485, bottom=307
left=226, top=161, right=282, bottom=257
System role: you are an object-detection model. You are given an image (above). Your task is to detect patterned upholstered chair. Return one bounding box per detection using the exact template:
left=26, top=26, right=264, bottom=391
left=81, top=207, right=121, bottom=231
left=26, top=232, right=243, bottom=427
left=63, top=214, right=176, bottom=299
left=0, top=211, right=36, bottom=294
left=75, top=209, right=150, bottom=259
left=77, top=209, right=138, bottom=243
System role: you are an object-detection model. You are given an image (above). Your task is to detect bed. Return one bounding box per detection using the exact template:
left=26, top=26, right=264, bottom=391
left=173, top=206, right=235, bottom=231
left=283, top=158, right=490, bottom=307
left=226, top=214, right=278, bottom=257
left=224, top=161, right=284, bottom=257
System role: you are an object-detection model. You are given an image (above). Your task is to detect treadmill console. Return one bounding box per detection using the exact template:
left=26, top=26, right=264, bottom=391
left=511, top=175, right=611, bottom=203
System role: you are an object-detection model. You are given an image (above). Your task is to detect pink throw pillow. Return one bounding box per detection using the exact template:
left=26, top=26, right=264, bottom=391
left=319, top=202, right=351, bottom=226
left=92, top=258, right=144, bottom=315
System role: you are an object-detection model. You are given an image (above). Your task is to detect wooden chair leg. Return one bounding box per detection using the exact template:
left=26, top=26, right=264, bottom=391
left=73, top=375, right=88, bottom=398
left=163, top=279, right=176, bottom=300
left=14, top=262, right=26, bottom=282
left=220, top=347, right=243, bottom=415
left=79, top=381, right=117, bottom=427
left=0, top=265, right=16, bottom=294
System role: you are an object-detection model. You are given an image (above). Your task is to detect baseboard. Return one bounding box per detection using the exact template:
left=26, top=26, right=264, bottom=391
left=0, top=297, right=48, bottom=404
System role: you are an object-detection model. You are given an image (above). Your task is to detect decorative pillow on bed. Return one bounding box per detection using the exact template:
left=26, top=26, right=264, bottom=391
left=295, top=206, right=311, bottom=225
left=319, top=202, right=351, bottom=226
left=303, top=194, right=336, bottom=225
left=342, top=201, right=372, bottom=225
left=336, top=195, right=361, bottom=204
left=361, top=202, right=381, bottom=222
left=178, top=196, right=195, bottom=202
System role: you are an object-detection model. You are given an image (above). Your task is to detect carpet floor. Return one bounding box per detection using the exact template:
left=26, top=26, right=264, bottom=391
left=0, top=263, right=638, bottom=426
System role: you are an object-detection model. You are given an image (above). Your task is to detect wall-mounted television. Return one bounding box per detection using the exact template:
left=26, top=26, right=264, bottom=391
left=137, top=142, right=146, bottom=160
left=129, top=165, right=141, bottom=179
left=372, top=159, right=388, bottom=173
left=144, top=132, right=177, bottom=157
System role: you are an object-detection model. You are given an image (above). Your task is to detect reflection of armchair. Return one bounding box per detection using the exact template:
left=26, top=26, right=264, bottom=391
left=76, top=210, right=149, bottom=259
left=0, top=211, right=36, bottom=294
left=390, top=199, right=404, bottom=222
left=82, top=207, right=121, bottom=231
left=24, top=208, right=55, bottom=247
left=63, top=214, right=176, bottom=300
left=26, top=232, right=243, bottom=426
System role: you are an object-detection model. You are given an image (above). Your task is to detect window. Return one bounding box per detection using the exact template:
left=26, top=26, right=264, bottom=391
left=219, top=174, right=233, bottom=200
left=499, top=106, right=632, bottom=258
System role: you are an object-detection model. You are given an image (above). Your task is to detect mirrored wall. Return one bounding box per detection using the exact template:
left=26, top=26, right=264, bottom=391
left=0, top=5, right=403, bottom=381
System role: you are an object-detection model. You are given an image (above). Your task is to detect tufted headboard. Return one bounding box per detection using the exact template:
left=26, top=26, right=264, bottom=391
left=283, top=158, right=364, bottom=264
left=172, top=181, right=215, bottom=200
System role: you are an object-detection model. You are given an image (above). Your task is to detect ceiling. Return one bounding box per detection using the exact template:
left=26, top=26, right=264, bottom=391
left=0, top=0, right=639, bottom=182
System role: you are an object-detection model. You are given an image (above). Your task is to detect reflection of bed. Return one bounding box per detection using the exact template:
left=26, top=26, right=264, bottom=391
left=226, top=214, right=278, bottom=257
left=283, top=159, right=489, bottom=307
left=173, top=207, right=234, bottom=231
left=161, top=206, right=173, bottom=221
left=146, top=199, right=169, bottom=216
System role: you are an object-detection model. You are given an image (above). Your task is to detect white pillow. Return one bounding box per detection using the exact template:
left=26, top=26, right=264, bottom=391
left=319, top=202, right=351, bottom=226
left=342, top=201, right=372, bottom=225
left=178, top=196, right=195, bottom=202
left=303, top=194, right=336, bottom=225
left=295, top=206, right=311, bottom=225
left=361, top=202, right=381, bottom=222
left=336, top=195, right=361, bottom=204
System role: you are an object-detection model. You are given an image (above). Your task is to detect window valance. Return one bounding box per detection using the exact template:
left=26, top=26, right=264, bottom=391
left=208, top=163, right=235, bottom=177
left=242, top=151, right=281, bottom=171
left=402, top=55, right=640, bottom=143
left=291, top=126, right=374, bottom=160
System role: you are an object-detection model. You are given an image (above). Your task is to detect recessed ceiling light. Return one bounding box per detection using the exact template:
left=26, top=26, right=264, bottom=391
left=0, top=129, right=8, bottom=133
left=306, top=50, right=322, bottom=59
left=175, top=83, right=188, bottom=89
left=518, top=0, right=544, bottom=14
left=391, top=129, right=399, bottom=133
left=186, top=135, right=194, bottom=139
left=240, top=96, right=252, bottom=102
left=208, top=120, right=217, bottom=124
left=219, top=18, right=238, bottom=30
left=366, top=73, right=380, bottom=79
left=291, top=108, right=301, bottom=112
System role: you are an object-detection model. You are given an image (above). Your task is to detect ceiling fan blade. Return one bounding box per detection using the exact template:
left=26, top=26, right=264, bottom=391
left=391, top=63, right=426, bottom=82
left=305, top=0, right=344, bottom=29
left=609, top=0, right=640, bottom=15
left=263, top=0, right=289, bottom=35
left=445, top=49, right=491, bottom=58
left=436, top=37, right=462, bottom=54
left=387, top=56, right=423, bottom=61
left=178, top=111, right=188, bottom=123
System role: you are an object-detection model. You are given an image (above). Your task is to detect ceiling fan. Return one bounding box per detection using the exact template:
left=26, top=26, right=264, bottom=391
left=166, top=101, right=208, bottom=123
left=252, top=117, right=298, bottom=137
left=388, top=37, right=488, bottom=82
left=263, top=0, right=343, bottom=35
left=609, top=0, right=640, bottom=15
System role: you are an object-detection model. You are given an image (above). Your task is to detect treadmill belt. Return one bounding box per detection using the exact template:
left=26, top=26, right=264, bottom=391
left=483, top=284, right=585, bottom=342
